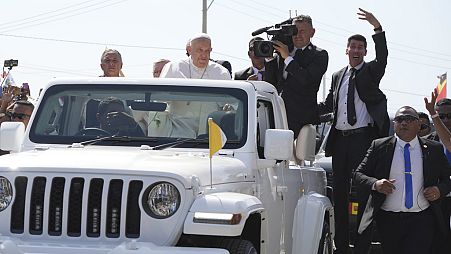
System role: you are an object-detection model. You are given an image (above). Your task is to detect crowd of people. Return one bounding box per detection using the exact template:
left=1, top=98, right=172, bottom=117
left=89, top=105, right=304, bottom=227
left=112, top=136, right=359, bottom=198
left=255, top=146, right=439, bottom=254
left=0, top=7, right=450, bottom=254
left=92, top=8, right=451, bottom=253
left=0, top=82, right=34, bottom=128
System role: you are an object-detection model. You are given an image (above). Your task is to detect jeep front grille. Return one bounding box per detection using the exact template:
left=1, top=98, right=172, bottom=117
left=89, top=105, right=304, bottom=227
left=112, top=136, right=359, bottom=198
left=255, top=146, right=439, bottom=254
left=10, top=176, right=143, bottom=238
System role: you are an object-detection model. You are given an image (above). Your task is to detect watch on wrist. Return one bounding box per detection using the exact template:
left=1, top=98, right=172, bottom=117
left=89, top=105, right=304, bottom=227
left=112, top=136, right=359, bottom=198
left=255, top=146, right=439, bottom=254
left=373, top=26, right=382, bottom=32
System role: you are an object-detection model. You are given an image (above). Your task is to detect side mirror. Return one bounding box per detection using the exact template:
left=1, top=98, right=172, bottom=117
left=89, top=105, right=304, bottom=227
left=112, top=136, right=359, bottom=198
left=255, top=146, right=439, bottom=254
left=1, top=122, right=25, bottom=152
left=264, top=129, right=294, bottom=160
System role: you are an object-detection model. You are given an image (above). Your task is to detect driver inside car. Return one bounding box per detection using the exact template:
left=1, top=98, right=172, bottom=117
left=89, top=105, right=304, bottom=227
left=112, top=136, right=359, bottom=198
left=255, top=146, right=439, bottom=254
left=95, top=96, right=145, bottom=136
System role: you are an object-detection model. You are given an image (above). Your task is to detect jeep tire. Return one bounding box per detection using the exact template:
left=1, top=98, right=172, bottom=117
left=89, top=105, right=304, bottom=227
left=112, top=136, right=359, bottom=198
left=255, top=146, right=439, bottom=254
left=217, top=238, right=257, bottom=254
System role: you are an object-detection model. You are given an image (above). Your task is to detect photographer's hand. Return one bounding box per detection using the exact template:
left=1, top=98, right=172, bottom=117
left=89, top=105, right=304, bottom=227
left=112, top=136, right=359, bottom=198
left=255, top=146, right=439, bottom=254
left=272, top=40, right=289, bottom=59
left=357, top=8, right=381, bottom=29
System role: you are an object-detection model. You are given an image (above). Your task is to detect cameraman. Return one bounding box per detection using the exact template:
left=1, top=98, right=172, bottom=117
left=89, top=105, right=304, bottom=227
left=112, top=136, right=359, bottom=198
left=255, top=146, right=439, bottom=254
left=264, top=15, right=328, bottom=137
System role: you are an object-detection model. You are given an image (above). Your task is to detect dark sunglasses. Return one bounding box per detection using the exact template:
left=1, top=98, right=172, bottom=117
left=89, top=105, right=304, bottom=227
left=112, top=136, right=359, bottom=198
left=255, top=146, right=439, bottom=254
left=7, top=112, right=31, bottom=120
left=420, top=124, right=430, bottom=130
left=393, top=115, right=418, bottom=123
left=439, top=113, right=451, bottom=120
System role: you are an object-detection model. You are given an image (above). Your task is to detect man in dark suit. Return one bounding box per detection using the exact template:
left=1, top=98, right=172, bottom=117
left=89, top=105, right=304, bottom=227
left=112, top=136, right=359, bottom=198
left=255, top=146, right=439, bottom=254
left=234, top=37, right=265, bottom=81
left=264, top=14, right=328, bottom=137
left=424, top=97, right=451, bottom=253
left=355, top=106, right=451, bottom=254
left=317, top=9, right=389, bottom=254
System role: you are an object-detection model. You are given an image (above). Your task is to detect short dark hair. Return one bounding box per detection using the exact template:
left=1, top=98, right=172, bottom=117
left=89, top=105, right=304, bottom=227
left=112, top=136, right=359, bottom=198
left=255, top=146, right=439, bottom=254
left=98, top=97, right=124, bottom=115
left=249, top=37, right=263, bottom=50
left=418, top=111, right=430, bottom=123
left=347, top=34, right=367, bottom=48
left=14, top=100, right=34, bottom=111
left=292, top=15, right=313, bottom=27
left=436, top=98, right=451, bottom=107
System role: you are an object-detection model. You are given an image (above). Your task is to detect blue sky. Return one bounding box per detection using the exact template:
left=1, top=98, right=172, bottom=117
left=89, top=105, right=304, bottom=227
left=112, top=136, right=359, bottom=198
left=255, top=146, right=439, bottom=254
left=0, top=0, right=450, bottom=115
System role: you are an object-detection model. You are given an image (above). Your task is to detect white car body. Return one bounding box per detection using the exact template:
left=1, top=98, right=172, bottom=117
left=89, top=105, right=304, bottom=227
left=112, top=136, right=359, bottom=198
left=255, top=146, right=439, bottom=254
left=0, top=78, right=333, bottom=254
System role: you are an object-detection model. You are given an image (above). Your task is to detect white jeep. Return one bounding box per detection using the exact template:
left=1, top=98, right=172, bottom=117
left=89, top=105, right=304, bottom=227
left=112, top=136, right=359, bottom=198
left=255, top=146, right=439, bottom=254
left=0, top=78, right=333, bottom=254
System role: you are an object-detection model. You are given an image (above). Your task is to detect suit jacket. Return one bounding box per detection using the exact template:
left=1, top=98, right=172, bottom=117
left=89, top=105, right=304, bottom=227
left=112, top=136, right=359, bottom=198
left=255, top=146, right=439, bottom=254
left=319, top=32, right=389, bottom=156
left=264, top=43, right=328, bottom=132
left=354, top=136, right=451, bottom=234
left=425, top=131, right=440, bottom=142
left=234, top=67, right=254, bottom=80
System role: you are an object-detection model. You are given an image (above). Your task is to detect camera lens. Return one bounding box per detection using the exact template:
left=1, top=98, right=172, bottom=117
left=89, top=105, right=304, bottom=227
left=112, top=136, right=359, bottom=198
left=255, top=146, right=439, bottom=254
left=260, top=43, right=272, bottom=54
left=253, top=41, right=274, bottom=57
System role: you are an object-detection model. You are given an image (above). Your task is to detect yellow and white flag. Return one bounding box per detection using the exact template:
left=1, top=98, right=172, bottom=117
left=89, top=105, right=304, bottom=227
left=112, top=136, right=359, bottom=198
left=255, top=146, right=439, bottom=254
left=208, top=118, right=227, bottom=158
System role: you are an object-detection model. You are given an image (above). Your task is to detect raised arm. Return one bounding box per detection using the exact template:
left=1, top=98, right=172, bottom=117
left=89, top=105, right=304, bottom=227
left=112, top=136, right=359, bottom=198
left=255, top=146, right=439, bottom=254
left=357, top=8, right=381, bottom=30
left=424, top=89, right=451, bottom=149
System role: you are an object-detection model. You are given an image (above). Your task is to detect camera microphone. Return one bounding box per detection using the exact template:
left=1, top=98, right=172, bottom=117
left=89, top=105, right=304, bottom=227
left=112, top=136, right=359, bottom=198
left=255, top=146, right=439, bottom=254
left=251, top=26, right=272, bottom=36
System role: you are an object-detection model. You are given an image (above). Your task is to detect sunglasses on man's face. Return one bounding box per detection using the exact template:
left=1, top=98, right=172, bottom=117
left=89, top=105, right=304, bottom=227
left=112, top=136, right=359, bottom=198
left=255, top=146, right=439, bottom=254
left=420, top=124, right=430, bottom=130
left=393, top=115, right=418, bottom=123
left=439, top=113, right=451, bottom=120
left=7, top=112, right=31, bottom=120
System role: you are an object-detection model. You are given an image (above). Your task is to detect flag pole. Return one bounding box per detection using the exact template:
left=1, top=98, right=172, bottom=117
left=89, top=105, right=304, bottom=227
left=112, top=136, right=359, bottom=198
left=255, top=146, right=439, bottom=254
left=207, top=117, right=227, bottom=190
left=208, top=117, right=213, bottom=189
left=209, top=156, right=213, bottom=189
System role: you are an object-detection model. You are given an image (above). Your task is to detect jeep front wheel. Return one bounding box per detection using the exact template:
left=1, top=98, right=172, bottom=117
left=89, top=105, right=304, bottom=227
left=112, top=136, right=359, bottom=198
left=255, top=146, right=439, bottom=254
left=217, top=239, right=257, bottom=254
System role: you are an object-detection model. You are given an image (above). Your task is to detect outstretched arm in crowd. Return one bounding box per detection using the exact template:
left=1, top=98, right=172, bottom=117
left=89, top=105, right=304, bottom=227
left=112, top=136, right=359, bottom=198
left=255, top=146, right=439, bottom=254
left=0, top=86, right=16, bottom=114
left=424, top=89, right=451, bottom=149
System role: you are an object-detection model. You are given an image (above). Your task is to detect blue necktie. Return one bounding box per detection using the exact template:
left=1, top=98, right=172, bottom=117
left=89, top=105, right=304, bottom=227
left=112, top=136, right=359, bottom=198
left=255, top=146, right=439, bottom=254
left=404, top=143, right=413, bottom=209
left=446, top=149, right=451, bottom=165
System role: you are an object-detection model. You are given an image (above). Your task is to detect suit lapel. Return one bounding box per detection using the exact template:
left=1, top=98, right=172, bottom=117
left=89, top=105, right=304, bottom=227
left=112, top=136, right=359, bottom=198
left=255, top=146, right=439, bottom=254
left=419, top=138, right=430, bottom=184
left=246, top=67, right=254, bottom=78
left=354, top=62, right=366, bottom=96
left=382, top=137, right=397, bottom=178
left=333, top=67, right=348, bottom=109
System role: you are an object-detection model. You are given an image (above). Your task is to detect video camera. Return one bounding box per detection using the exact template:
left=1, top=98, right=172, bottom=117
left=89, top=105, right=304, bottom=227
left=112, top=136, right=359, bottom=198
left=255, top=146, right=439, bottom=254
left=4, top=59, right=18, bottom=69
left=251, top=19, right=298, bottom=57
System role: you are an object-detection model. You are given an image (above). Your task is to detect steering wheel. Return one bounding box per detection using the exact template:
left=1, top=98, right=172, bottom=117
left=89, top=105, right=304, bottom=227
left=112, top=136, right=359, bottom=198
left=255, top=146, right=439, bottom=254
left=76, top=128, right=111, bottom=137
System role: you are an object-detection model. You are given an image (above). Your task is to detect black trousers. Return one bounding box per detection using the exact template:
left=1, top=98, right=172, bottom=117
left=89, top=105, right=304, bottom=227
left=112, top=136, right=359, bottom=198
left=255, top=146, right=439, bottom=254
left=432, top=197, right=451, bottom=253
left=375, top=208, right=435, bottom=254
left=331, top=127, right=377, bottom=254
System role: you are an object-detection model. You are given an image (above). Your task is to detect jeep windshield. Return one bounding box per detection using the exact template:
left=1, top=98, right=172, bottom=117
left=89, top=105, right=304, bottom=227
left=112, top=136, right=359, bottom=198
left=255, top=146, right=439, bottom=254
left=30, top=83, right=248, bottom=149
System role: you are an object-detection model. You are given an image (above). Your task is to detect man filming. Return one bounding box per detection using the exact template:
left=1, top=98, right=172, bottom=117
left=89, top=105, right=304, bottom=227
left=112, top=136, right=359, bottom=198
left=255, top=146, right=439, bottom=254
left=264, top=15, right=328, bottom=137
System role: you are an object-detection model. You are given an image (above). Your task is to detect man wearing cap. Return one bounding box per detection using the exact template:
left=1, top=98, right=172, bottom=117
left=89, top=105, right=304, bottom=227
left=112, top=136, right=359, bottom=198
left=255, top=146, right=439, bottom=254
left=354, top=105, right=451, bottom=254
left=160, top=33, right=230, bottom=80
left=234, top=37, right=265, bottom=81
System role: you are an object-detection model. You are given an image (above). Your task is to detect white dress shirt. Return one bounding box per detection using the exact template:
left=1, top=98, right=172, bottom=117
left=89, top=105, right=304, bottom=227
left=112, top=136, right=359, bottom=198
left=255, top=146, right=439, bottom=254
left=251, top=66, right=265, bottom=81
left=381, top=135, right=430, bottom=212
left=160, top=57, right=231, bottom=80
left=335, top=61, right=374, bottom=130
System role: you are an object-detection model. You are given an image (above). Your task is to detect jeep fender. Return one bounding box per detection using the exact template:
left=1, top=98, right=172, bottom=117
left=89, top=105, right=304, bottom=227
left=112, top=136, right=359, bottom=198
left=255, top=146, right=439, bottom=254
left=183, top=192, right=264, bottom=236
left=292, top=192, right=334, bottom=254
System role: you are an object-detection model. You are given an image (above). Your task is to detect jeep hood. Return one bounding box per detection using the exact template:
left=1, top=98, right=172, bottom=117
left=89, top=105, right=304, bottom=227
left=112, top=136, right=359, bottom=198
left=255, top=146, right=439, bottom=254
left=0, top=147, right=248, bottom=188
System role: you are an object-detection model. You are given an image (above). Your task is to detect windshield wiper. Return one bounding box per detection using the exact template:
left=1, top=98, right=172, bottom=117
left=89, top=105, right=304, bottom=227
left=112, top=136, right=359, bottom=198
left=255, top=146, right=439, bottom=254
left=74, top=135, right=158, bottom=147
left=152, top=138, right=208, bottom=150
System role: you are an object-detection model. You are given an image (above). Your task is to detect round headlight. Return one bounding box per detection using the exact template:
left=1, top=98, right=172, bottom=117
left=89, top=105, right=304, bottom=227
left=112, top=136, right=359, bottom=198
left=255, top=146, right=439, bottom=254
left=0, top=177, right=13, bottom=212
left=143, top=182, right=180, bottom=219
